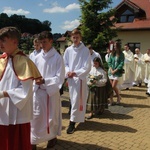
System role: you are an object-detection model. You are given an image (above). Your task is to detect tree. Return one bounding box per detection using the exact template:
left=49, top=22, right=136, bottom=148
left=42, top=20, right=52, bottom=31
left=0, top=13, right=52, bottom=34
left=79, top=0, right=117, bottom=53
left=0, top=13, right=11, bottom=28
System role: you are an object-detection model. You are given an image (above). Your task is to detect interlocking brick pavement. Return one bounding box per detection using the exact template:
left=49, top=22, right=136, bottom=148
left=37, top=86, right=150, bottom=150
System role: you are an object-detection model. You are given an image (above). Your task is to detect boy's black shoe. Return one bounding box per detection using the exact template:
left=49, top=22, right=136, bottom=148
left=66, top=121, right=75, bottom=134
left=47, top=137, right=57, bottom=148
left=32, top=145, right=37, bottom=150
left=146, top=92, right=150, bottom=96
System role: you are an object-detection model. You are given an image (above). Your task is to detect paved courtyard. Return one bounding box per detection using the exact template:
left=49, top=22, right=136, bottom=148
left=37, top=85, right=150, bottom=150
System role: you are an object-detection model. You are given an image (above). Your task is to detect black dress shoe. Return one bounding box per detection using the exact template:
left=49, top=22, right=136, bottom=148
left=47, top=138, right=57, bottom=148
left=146, top=92, right=150, bottom=96
left=66, top=121, right=75, bottom=134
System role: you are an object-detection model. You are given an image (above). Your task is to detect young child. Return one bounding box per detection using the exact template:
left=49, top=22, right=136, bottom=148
left=29, top=38, right=41, bottom=62
left=86, top=57, right=109, bottom=119
left=30, top=31, right=65, bottom=150
left=63, top=29, right=91, bottom=134
left=0, top=26, right=42, bottom=150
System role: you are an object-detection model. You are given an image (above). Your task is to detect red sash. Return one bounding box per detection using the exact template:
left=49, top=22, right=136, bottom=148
left=79, top=79, right=83, bottom=111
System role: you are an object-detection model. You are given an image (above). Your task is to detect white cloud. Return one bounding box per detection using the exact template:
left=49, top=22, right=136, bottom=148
left=66, top=3, right=80, bottom=11
left=61, top=19, right=80, bottom=30
left=3, top=7, right=30, bottom=15
left=43, top=3, right=80, bottom=13
left=38, top=3, right=44, bottom=7
left=51, top=2, right=59, bottom=7
left=44, top=6, right=66, bottom=13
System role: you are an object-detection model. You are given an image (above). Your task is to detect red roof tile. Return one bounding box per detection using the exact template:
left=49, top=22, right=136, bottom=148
left=130, top=0, right=150, bottom=19
left=115, top=19, right=150, bottom=30
left=114, top=0, right=150, bottom=30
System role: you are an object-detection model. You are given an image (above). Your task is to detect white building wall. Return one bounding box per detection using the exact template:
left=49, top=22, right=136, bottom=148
left=113, top=30, right=150, bottom=54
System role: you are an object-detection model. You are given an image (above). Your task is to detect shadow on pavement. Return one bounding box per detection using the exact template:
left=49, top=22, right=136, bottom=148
left=121, top=103, right=150, bottom=108
left=121, top=86, right=146, bottom=91
left=61, top=106, right=134, bottom=120
left=61, top=100, right=70, bottom=108
left=99, top=110, right=133, bottom=119
left=76, top=121, right=137, bottom=133
left=121, top=93, right=147, bottom=99
left=37, top=139, right=112, bottom=150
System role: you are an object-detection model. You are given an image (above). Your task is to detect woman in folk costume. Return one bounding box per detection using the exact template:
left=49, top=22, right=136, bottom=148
left=0, top=27, right=42, bottom=150
left=30, top=31, right=65, bottom=150
left=86, top=57, right=112, bottom=119
left=108, top=41, right=125, bottom=105
left=132, top=48, right=145, bottom=87
left=63, top=29, right=91, bottom=134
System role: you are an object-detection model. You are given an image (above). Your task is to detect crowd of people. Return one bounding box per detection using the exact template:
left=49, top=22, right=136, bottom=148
left=106, top=42, right=150, bottom=95
left=0, top=26, right=150, bottom=150
left=120, top=44, right=150, bottom=94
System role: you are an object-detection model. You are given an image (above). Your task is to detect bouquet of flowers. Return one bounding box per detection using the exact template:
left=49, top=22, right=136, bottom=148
left=87, top=74, right=103, bottom=89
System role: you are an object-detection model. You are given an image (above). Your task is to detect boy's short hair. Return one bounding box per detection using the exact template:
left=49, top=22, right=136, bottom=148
left=124, top=43, right=129, bottom=47
left=71, top=28, right=81, bottom=36
left=0, top=26, right=21, bottom=42
left=38, top=31, right=53, bottom=40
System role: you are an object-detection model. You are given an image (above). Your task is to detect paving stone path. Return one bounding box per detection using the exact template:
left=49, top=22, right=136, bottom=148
left=37, top=86, right=150, bottom=150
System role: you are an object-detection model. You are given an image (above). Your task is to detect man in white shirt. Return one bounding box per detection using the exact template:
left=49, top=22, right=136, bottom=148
left=121, top=44, right=135, bottom=89
left=87, top=44, right=103, bottom=66
left=133, top=48, right=144, bottom=87
left=143, top=49, right=150, bottom=96
left=143, top=49, right=150, bottom=85
left=63, top=29, right=91, bottom=134
left=31, top=31, right=65, bottom=149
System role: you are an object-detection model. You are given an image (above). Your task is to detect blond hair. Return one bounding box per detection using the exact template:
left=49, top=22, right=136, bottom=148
left=33, top=38, right=39, bottom=44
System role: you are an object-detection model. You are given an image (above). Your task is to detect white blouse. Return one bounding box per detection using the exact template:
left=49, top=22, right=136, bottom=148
left=87, top=66, right=107, bottom=87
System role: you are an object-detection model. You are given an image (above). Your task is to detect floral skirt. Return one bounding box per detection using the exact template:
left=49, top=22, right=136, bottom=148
left=86, top=86, right=108, bottom=113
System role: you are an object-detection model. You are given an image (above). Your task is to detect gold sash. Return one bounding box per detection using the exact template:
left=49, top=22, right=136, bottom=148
left=0, top=49, right=42, bottom=81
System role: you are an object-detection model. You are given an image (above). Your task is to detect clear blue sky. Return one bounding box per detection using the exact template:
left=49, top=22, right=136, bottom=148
left=0, top=0, right=122, bottom=34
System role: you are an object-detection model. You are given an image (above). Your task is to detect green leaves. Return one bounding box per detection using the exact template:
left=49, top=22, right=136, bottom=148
left=79, top=0, right=117, bottom=53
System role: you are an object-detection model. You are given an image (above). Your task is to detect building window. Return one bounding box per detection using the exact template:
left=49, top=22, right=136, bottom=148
left=128, top=43, right=140, bottom=54
left=119, top=9, right=135, bottom=23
